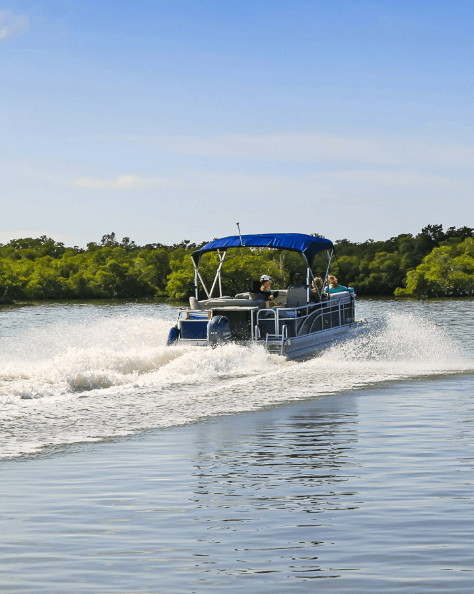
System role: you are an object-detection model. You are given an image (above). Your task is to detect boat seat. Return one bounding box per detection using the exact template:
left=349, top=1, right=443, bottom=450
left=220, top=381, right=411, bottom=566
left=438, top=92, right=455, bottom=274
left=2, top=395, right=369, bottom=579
left=329, top=291, right=353, bottom=303
left=285, top=286, right=308, bottom=308
left=200, top=298, right=257, bottom=308
left=189, top=297, right=201, bottom=309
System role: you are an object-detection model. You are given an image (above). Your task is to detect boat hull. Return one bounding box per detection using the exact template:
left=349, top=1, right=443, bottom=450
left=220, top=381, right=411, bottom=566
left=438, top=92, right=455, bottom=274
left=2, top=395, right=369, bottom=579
left=263, top=320, right=365, bottom=359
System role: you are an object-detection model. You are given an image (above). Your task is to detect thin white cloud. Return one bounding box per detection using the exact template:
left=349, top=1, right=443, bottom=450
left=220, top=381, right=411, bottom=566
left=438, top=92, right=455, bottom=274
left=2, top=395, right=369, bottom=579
left=317, top=169, right=471, bottom=193
left=1, top=157, right=472, bottom=247
left=75, top=175, right=183, bottom=189
left=100, top=132, right=474, bottom=171
left=3, top=155, right=471, bottom=202
left=0, top=11, right=29, bottom=42
left=92, top=168, right=466, bottom=198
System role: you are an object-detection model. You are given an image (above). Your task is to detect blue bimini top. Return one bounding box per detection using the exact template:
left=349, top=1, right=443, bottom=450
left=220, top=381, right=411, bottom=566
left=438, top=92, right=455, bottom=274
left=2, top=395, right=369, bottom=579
left=191, top=233, right=333, bottom=268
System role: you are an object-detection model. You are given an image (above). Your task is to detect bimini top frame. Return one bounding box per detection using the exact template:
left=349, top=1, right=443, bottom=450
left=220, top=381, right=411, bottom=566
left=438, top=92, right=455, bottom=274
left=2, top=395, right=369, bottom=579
left=191, top=233, right=333, bottom=269
left=190, top=233, right=334, bottom=302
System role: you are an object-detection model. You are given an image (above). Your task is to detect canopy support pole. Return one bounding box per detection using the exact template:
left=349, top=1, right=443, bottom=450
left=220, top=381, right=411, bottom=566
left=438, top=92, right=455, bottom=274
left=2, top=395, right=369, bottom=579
left=323, top=249, right=333, bottom=292
left=306, top=267, right=319, bottom=300
left=198, top=273, right=210, bottom=299
left=209, top=250, right=227, bottom=298
left=192, top=260, right=211, bottom=299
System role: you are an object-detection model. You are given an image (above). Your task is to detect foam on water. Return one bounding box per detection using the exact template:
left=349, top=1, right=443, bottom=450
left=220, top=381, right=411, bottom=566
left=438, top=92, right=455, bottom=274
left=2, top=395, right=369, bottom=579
left=327, top=312, right=460, bottom=363
left=0, top=308, right=472, bottom=459
left=0, top=316, right=284, bottom=402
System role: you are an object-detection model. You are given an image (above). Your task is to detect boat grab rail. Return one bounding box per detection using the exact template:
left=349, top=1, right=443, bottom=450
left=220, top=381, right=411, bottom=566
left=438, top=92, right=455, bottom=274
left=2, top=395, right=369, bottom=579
left=255, top=298, right=354, bottom=339
left=301, top=301, right=355, bottom=335
left=280, top=323, right=288, bottom=356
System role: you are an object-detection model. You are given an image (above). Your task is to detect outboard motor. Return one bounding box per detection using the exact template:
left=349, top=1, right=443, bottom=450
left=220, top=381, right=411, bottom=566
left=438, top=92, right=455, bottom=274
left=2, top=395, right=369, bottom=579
left=166, top=325, right=180, bottom=346
left=207, top=315, right=232, bottom=347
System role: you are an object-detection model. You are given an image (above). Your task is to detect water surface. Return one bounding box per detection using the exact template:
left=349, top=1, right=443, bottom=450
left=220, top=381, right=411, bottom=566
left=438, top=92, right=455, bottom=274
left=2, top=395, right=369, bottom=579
left=0, top=298, right=473, bottom=592
left=0, top=299, right=472, bottom=459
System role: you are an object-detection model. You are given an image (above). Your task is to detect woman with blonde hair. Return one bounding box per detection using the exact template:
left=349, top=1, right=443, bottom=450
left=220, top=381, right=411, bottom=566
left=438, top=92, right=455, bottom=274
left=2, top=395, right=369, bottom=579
left=327, top=275, right=353, bottom=294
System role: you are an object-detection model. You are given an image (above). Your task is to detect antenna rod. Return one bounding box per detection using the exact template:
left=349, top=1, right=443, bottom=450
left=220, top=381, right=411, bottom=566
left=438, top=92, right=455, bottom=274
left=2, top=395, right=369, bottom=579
left=236, top=222, right=244, bottom=246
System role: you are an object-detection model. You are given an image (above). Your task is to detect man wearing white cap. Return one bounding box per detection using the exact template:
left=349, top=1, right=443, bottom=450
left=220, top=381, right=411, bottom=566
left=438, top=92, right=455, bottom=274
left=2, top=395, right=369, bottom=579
left=259, top=275, right=279, bottom=304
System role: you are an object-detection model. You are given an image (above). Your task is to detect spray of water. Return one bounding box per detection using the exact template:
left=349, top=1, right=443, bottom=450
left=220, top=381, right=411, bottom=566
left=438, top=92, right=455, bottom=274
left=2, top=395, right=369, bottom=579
left=0, top=310, right=472, bottom=458
left=325, top=312, right=462, bottom=363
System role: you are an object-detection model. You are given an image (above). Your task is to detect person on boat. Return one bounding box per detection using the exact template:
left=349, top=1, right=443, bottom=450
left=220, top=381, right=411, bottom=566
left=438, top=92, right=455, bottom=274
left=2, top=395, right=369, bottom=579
left=287, top=272, right=305, bottom=289
left=312, top=277, right=323, bottom=292
left=260, top=275, right=280, bottom=301
left=327, top=275, right=354, bottom=293
left=311, top=277, right=324, bottom=300
left=287, top=272, right=318, bottom=304
left=250, top=275, right=279, bottom=305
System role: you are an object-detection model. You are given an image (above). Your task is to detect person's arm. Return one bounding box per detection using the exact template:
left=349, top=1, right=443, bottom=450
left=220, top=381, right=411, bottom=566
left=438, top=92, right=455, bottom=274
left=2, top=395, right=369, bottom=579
left=312, top=277, right=323, bottom=291
left=312, top=278, right=325, bottom=297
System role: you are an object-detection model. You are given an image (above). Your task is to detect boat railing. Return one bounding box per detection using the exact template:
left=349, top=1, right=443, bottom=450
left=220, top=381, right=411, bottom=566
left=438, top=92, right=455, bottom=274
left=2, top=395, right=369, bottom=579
left=255, top=293, right=354, bottom=341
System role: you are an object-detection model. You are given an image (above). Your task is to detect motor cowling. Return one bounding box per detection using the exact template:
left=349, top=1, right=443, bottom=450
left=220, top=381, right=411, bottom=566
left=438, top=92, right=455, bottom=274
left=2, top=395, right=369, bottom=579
left=207, top=315, right=232, bottom=346
left=166, top=325, right=180, bottom=346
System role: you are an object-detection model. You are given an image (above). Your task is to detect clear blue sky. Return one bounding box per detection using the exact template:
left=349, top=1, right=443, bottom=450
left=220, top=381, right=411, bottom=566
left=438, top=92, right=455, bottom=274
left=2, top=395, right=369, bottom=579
left=1, top=0, right=473, bottom=246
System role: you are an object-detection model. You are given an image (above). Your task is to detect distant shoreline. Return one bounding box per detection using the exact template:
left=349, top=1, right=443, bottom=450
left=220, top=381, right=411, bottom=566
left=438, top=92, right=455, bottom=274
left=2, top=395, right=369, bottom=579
left=2, top=295, right=474, bottom=312
left=1, top=227, right=474, bottom=300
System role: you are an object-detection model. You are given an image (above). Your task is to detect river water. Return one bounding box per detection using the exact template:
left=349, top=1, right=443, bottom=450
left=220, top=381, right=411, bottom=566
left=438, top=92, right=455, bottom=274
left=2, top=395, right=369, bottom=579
left=1, top=298, right=474, bottom=592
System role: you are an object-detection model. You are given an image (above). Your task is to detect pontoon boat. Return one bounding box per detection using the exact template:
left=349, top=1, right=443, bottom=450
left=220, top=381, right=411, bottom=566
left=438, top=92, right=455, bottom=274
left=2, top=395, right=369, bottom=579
left=166, top=233, right=363, bottom=359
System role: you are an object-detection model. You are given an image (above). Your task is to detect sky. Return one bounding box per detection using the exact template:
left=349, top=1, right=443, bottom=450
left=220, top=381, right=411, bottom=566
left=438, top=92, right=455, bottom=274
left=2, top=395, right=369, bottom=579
left=1, top=0, right=473, bottom=247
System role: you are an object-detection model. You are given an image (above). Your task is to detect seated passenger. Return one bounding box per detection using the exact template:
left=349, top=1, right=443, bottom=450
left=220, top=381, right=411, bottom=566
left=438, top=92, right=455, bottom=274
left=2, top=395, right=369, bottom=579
left=327, top=275, right=354, bottom=294
left=250, top=275, right=279, bottom=304
left=309, top=277, right=323, bottom=302
left=287, top=272, right=305, bottom=289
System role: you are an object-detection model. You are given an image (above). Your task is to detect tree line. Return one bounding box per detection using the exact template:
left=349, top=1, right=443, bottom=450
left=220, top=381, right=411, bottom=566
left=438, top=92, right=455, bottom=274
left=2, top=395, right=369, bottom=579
left=0, top=225, right=473, bottom=303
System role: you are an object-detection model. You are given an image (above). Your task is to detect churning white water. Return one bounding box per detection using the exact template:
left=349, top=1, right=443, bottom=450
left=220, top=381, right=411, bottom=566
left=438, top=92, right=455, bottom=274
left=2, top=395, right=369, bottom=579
left=0, top=301, right=473, bottom=459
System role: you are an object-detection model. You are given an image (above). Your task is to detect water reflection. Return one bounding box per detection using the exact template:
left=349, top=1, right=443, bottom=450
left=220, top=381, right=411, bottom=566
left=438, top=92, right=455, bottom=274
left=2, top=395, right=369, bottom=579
left=2, top=378, right=474, bottom=592
left=187, top=399, right=360, bottom=580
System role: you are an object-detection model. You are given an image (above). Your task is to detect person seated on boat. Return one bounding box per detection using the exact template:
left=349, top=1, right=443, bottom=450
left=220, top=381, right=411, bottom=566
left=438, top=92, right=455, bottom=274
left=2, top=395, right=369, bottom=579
left=287, top=272, right=319, bottom=305
left=289, top=272, right=320, bottom=297
left=251, top=275, right=279, bottom=304
left=249, top=279, right=271, bottom=307
left=287, top=272, right=305, bottom=289
left=312, top=277, right=323, bottom=292
left=327, top=275, right=354, bottom=294
left=310, top=277, right=324, bottom=302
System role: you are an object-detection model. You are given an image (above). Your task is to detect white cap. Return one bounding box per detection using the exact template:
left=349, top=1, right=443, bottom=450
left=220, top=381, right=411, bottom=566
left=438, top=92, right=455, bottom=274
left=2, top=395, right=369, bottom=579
left=260, top=274, right=271, bottom=282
